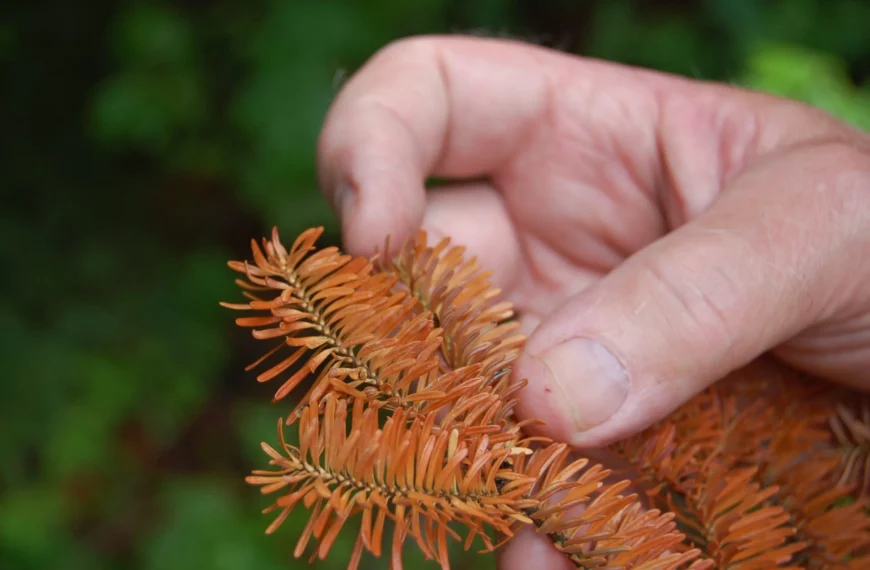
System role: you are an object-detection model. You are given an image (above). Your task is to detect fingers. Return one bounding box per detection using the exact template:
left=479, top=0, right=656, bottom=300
left=316, top=35, right=667, bottom=256
left=496, top=526, right=574, bottom=570
left=513, top=139, right=870, bottom=448
left=422, top=181, right=522, bottom=290
left=317, top=36, right=549, bottom=255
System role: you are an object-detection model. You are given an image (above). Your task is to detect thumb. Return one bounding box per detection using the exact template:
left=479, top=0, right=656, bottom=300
left=513, top=140, right=870, bottom=448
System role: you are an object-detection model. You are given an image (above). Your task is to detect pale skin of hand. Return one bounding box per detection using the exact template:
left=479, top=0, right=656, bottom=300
left=316, top=36, right=870, bottom=569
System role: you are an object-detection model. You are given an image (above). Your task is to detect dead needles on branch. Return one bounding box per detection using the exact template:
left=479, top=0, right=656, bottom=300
left=224, top=226, right=870, bottom=569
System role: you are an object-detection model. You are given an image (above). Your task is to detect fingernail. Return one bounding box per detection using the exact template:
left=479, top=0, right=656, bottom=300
left=537, top=338, right=629, bottom=432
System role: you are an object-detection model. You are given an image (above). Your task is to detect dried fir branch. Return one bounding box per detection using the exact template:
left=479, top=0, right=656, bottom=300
left=740, top=375, right=870, bottom=569
left=609, top=394, right=804, bottom=568
left=223, top=228, right=526, bottom=438
left=225, top=226, right=870, bottom=570
left=729, top=362, right=870, bottom=567
left=513, top=442, right=708, bottom=569
left=247, top=393, right=537, bottom=569
left=377, top=230, right=532, bottom=445
left=614, top=368, right=870, bottom=568
left=830, top=398, right=870, bottom=497
left=379, top=231, right=525, bottom=393
left=222, top=228, right=464, bottom=423
left=222, top=228, right=410, bottom=404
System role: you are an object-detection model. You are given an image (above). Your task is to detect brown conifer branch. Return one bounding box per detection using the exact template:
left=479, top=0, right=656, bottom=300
left=223, top=228, right=529, bottom=438
left=222, top=228, right=413, bottom=403
left=512, top=442, right=709, bottom=569
left=224, top=228, right=490, bottom=426
left=225, top=226, right=870, bottom=570
left=247, top=394, right=522, bottom=569
left=376, top=231, right=531, bottom=446
left=736, top=378, right=870, bottom=568
left=829, top=399, right=870, bottom=496
left=246, top=393, right=602, bottom=569
left=608, top=387, right=810, bottom=568
left=378, top=231, right=525, bottom=393
left=613, top=372, right=870, bottom=568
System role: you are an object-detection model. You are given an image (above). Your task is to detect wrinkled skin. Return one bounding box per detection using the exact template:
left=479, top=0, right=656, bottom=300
left=315, top=35, right=870, bottom=568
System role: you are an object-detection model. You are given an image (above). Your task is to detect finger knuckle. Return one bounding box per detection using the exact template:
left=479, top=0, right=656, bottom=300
left=642, top=251, right=739, bottom=357
left=373, top=35, right=441, bottom=64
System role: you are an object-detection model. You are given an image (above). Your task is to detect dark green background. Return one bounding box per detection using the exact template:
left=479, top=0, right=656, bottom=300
left=2, top=1, right=869, bottom=569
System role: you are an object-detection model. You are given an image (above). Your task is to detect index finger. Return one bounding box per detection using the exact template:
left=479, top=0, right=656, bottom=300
left=316, top=35, right=660, bottom=255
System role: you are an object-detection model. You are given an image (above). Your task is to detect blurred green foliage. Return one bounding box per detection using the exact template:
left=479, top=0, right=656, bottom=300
left=1, top=1, right=868, bottom=569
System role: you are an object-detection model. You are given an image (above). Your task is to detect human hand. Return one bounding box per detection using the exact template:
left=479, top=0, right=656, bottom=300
left=316, top=35, right=870, bottom=568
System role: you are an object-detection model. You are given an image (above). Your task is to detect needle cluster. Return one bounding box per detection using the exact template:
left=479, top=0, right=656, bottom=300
left=223, top=227, right=870, bottom=569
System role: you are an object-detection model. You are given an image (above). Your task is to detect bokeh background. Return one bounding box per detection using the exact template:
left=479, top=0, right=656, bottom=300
left=3, top=1, right=870, bottom=569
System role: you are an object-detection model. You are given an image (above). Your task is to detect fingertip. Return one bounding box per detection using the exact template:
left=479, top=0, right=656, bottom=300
left=316, top=41, right=449, bottom=258
left=422, top=182, right=522, bottom=288
left=511, top=290, right=674, bottom=449
left=336, top=175, right=426, bottom=258
left=512, top=348, right=582, bottom=446
left=317, top=90, right=434, bottom=256
left=496, top=526, right=574, bottom=570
